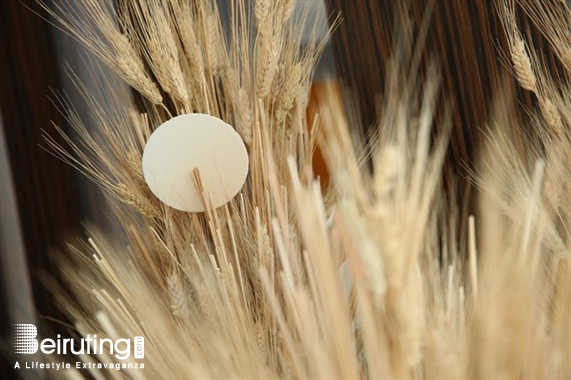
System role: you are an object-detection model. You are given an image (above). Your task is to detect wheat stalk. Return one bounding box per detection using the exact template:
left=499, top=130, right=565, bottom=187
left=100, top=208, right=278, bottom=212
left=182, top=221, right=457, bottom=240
left=510, top=37, right=537, bottom=92
left=235, top=86, right=254, bottom=145
left=255, top=0, right=270, bottom=26
left=40, top=0, right=164, bottom=105
left=280, top=0, right=295, bottom=25
left=538, top=97, right=563, bottom=137
left=256, top=37, right=280, bottom=99
left=114, top=35, right=163, bottom=104
left=132, top=2, right=189, bottom=109
left=34, top=0, right=571, bottom=379
left=115, top=183, right=160, bottom=219
left=277, top=62, right=303, bottom=122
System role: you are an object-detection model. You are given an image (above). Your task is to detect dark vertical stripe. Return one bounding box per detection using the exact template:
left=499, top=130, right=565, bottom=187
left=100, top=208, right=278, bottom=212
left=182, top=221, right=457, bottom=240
left=0, top=0, right=78, bottom=334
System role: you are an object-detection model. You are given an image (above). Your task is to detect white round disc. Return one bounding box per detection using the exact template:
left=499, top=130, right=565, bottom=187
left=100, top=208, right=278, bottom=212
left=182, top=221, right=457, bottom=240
left=142, top=113, right=249, bottom=212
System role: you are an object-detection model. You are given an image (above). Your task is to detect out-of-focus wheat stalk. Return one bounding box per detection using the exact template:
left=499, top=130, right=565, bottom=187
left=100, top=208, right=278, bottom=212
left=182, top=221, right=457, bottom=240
left=500, top=0, right=570, bottom=242
left=36, top=0, right=571, bottom=379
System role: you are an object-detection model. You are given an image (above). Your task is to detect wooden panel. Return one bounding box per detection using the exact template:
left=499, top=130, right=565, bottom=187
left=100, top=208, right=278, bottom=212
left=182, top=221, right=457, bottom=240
left=0, top=0, right=79, bottom=334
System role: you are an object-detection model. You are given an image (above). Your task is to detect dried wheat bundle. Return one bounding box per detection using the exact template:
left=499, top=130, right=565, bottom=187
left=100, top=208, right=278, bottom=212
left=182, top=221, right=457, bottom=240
left=37, top=0, right=570, bottom=379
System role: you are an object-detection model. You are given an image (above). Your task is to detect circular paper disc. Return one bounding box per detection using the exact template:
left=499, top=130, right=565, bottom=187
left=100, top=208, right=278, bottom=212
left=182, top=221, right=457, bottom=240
left=142, top=113, right=249, bottom=212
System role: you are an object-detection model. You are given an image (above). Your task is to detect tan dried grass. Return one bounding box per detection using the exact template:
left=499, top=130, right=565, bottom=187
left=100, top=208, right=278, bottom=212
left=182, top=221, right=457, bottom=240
left=35, top=0, right=571, bottom=379
left=41, top=0, right=163, bottom=104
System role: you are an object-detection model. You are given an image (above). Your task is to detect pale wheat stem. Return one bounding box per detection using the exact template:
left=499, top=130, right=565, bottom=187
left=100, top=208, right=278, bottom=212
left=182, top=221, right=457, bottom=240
left=468, top=215, right=478, bottom=301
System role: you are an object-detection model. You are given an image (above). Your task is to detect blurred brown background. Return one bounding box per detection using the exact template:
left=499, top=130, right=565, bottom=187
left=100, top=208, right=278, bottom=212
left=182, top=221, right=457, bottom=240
left=324, top=0, right=564, bottom=193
